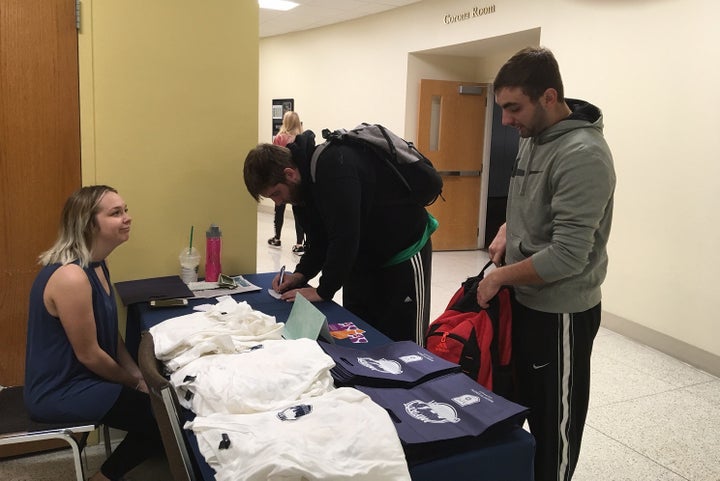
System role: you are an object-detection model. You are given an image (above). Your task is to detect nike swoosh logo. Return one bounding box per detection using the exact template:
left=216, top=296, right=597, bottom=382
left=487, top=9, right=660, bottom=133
left=532, top=362, right=550, bottom=370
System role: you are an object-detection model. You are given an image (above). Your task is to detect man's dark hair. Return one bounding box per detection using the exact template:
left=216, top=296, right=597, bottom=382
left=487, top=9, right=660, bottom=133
left=243, top=144, right=295, bottom=201
left=493, top=46, right=565, bottom=101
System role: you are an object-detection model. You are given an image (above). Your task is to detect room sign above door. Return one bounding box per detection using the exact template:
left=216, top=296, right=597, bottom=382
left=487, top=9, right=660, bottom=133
left=443, top=4, right=496, bottom=25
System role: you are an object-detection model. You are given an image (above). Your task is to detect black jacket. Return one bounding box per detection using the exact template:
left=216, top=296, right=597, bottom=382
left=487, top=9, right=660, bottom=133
left=288, top=130, right=428, bottom=301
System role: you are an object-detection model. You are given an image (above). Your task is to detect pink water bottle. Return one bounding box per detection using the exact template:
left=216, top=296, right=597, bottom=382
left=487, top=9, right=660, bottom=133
left=205, top=224, right=222, bottom=282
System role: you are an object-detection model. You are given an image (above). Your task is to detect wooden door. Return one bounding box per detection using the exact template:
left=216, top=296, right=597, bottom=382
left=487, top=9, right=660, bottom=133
left=0, top=0, right=81, bottom=386
left=417, top=79, right=487, bottom=251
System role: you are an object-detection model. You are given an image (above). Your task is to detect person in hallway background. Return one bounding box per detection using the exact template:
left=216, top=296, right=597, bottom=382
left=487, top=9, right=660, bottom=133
left=476, top=47, right=616, bottom=481
left=269, top=110, right=306, bottom=255
left=24, top=185, right=163, bottom=481
left=243, top=128, right=439, bottom=345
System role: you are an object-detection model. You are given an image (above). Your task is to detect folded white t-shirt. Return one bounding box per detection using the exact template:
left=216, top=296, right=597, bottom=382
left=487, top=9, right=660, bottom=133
left=170, top=339, right=335, bottom=415
left=185, top=387, right=411, bottom=481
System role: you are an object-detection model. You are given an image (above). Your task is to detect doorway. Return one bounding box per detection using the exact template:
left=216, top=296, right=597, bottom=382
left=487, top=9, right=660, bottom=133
left=416, top=79, right=487, bottom=251
left=404, top=28, right=541, bottom=250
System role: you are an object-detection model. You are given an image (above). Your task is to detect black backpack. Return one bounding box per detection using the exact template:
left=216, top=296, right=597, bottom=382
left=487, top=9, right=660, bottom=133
left=310, top=123, right=443, bottom=206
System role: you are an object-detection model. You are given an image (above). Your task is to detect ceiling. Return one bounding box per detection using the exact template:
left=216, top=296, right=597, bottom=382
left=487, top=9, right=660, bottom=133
left=259, top=0, right=422, bottom=38
left=258, top=1, right=540, bottom=61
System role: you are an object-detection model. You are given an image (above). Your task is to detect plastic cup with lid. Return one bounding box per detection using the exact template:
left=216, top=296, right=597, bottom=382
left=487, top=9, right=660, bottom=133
left=179, top=247, right=200, bottom=284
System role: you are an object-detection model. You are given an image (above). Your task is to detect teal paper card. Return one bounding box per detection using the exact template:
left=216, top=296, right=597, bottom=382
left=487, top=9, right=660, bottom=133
left=283, top=293, right=333, bottom=343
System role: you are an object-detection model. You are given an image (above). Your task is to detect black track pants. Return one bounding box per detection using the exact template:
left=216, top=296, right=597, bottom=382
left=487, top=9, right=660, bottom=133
left=511, top=300, right=601, bottom=481
left=273, top=204, right=304, bottom=245
left=343, top=240, right=432, bottom=345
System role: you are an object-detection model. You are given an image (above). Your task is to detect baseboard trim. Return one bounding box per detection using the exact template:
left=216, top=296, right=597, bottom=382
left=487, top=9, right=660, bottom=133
left=602, top=311, right=720, bottom=378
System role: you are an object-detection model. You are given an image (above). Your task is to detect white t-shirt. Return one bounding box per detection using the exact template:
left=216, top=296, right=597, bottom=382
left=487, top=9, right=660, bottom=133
left=185, top=387, right=411, bottom=481
left=149, top=298, right=283, bottom=370
left=170, top=339, right=336, bottom=415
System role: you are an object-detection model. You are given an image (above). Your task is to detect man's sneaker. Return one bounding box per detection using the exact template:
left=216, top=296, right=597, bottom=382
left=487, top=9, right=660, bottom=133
left=268, top=237, right=281, bottom=248
left=292, top=244, right=305, bottom=255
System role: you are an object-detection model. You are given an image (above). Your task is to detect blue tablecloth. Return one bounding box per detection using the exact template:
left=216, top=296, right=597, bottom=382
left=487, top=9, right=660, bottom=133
left=124, top=272, right=535, bottom=481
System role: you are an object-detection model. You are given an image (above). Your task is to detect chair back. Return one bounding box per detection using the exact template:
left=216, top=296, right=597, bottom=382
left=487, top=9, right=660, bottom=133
left=138, top=331, right=198, bottom=481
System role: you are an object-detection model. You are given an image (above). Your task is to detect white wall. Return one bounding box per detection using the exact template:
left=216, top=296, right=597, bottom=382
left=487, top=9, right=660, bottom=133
left=259, top=0, right=720, bottom=360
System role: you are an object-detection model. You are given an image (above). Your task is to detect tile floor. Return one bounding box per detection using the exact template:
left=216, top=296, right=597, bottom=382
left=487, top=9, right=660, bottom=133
left=2, top=207, right=718, bottom=481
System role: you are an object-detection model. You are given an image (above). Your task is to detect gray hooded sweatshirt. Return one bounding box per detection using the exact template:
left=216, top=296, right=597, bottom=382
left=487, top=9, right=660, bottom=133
left=506, top=99, right=616, bottom=313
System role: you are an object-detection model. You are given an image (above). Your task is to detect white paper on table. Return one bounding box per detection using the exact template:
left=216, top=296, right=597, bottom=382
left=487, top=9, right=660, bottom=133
left=189, top=276, right=261, bottom=299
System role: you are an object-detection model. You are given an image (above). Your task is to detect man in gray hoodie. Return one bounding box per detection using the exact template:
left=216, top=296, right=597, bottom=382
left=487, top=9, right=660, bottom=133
left=477, top=47, right=616, bottom=481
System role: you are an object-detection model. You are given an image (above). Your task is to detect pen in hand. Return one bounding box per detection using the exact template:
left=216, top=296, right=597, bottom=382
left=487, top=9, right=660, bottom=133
left=278, top=265, right=286, bottom=288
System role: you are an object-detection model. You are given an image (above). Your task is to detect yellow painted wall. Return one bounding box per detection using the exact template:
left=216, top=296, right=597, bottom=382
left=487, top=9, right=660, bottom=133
left=78, top=0, right=258, bottom=286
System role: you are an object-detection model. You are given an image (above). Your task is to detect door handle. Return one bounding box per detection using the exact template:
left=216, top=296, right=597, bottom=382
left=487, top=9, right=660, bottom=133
left=436, top=170, right=482, bottom=177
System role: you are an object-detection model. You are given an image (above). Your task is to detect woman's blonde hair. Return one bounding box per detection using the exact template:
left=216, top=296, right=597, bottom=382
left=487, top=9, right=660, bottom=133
left=39, top=185, right=117, bottom=267
left=278, top=111, right=303, bottom=136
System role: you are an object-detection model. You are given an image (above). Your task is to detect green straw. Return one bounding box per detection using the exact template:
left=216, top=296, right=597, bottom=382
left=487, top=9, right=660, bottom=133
left=188, top=225, right=194, bottom=254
